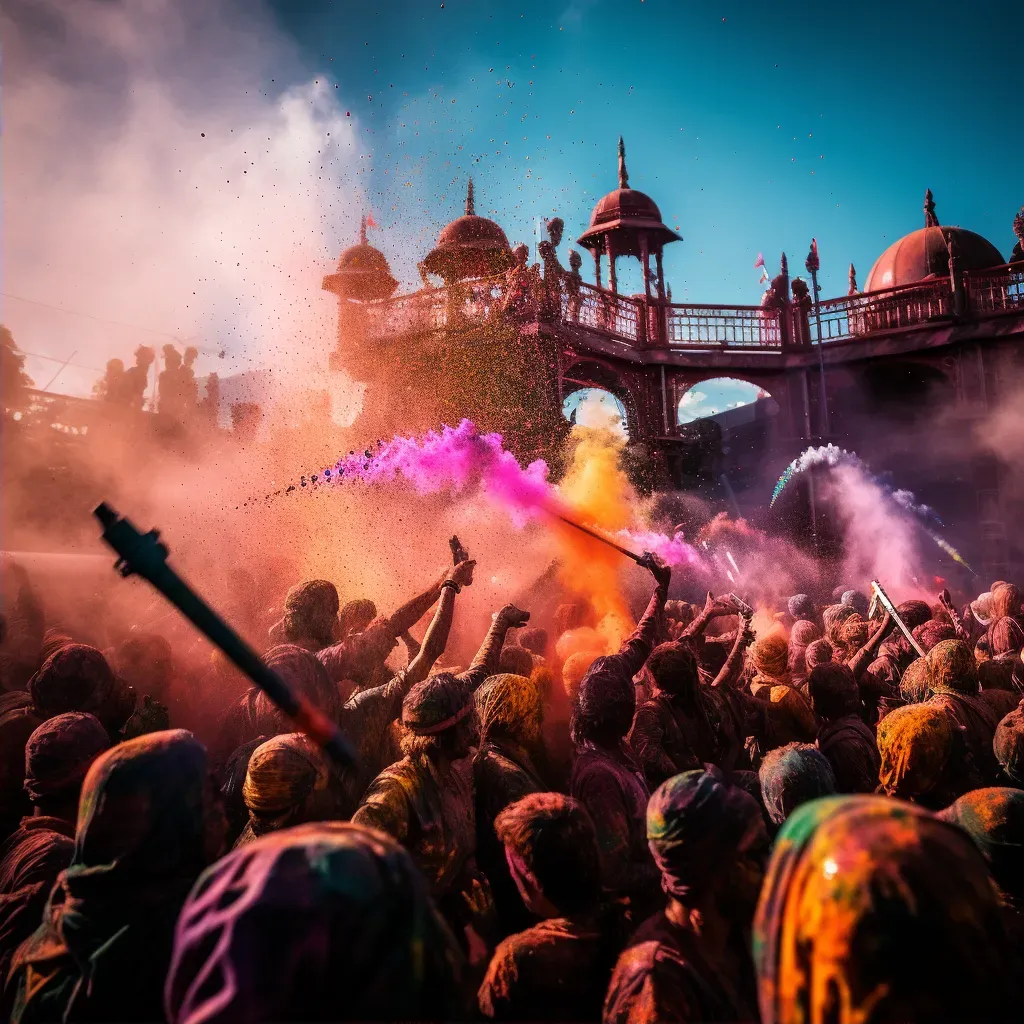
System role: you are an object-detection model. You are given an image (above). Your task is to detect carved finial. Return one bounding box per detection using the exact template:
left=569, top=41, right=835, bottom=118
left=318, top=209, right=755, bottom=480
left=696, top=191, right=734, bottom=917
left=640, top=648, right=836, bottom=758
left=780, top=252, right=789, bottom=277
left=666, top=284, right=673, bottom=303
left=618, top=136, right=629, bottom=189
left=1013, top=205, right=1024, bottom=244
left=466, top=177, right=475, bottom=216
left=359, top=214, right=367, bottom=246
left=848, top=262, right=858, bottom=295
left=924, top=188, right=939, bottom=228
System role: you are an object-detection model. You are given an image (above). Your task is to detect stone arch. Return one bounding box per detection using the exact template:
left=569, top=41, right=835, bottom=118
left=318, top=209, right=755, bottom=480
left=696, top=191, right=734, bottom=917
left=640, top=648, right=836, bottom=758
left=560, top=359, right=640, bottom=438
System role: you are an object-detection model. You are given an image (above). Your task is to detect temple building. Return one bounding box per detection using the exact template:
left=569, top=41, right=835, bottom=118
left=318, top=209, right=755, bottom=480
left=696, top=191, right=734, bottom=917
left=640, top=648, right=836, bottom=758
left=324, top=142, right=1024, bottom=579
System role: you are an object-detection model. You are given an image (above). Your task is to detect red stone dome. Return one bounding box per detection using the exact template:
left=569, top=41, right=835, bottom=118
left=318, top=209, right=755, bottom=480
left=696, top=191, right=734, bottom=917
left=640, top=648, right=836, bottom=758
left=322, top=217, right=398, bottom=302
left=421, top=179, right=512, bottom=280
left=864, top=190, right=1003, bottom=292
left=577, top=138, right=680, bottom=258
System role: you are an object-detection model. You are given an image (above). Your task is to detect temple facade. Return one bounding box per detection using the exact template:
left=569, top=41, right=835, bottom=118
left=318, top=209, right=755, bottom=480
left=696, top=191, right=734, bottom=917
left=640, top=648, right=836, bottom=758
left=324, top=144, right=1024, bottom=579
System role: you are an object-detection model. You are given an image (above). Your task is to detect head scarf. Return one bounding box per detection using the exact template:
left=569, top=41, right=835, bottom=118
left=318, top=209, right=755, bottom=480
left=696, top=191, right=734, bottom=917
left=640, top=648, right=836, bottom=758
left=804, top=638, right=834, bottom=671
left=254, top=645, right=342, bottom=733
left=822, top=604, right=855, bottom=645
left=475, top=673, right=542, bottom=745
left=517, top=627, right=549, bottom=656
left=841, top=590, right=869, bottom=616
left=270, top=580, right=339, bottom=649
left=498, top=645, right=536, bottom=678
left=750, top=631, right=789, bottom=681
left=165, top=823, right=465, bottom=1024
left=753, top=796, right=1018, bottom=1024
left=899, top=656, right=934, bottom=704
left=994, top=706, right=1024, bottom=787
left=758, top=743, right=836, bottom=826
left=912, top=619, right=956, bottom=654
left=28, top=644, right=116, bottom=720
left=971, top=592, right=994, bottom=625
left=991, top=583, right=1021, bottom=622
left=837, top=614, right=869, bottom=654
left=790, top=620, right=821, bottom=648
left=939, top=787, right=1024, bottom=904
left=402, top=672, right=475, bottom=736
left=242, top=733, right=329, bottom=839
left=23, top=712, right=109, bottom=803
left=646, top=768, right=764, bottom=900
left=927, top=639, right=978, bottom=695
left=877, top=703, right=954, bottom=800
left=896, top=599, right=932, bottom=631
left=788, top=595, right=816, bottom=621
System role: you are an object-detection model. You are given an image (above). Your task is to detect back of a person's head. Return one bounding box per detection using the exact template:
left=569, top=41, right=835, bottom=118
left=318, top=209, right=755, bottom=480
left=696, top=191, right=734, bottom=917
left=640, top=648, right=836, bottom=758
left=561, top=650, right=596, bottom=702
left=28, top=643, right=114, bottom=720
left=495, top=792, right=601, bottom=915
left=758, top=742, right=836, bottom=826
left=243, top=733, right=329, bottom=836
left=807, top=662, right=859, bottom=721
left=517, top=627, right=549, bottom=656
left=647, top=641, right=699, bottom=698
left=24, top=711, right=109, bottom=814
left=994, top=706, right=1024, bottom=786
left=498, top=644, right=535, bottom=678
left=754, top=796, right=1018, bottom=1024
left=571, top=666, right=635, bottom=748
left=896, top=599, right=932, bottom=631
left=166, top=822, right=465, bottom=1023
left=788, top=594, right=816, bottom=621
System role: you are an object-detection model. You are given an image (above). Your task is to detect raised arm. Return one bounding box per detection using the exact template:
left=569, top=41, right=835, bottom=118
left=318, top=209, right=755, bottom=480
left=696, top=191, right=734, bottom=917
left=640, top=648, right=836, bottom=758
left=606, top=557, right=672, bottom=682
left=711, top=612, right=755, bottom=689
left=937, top=589, right=970, bottom=643
left=680, top=592, right=743, bottom=640
left=383, top=567, right=450, bottom=638
left=404, top=559, right=476, bottom=689
left=846, top=610, right=893, bottom=681
left=460, top=603, right=530, bottom=691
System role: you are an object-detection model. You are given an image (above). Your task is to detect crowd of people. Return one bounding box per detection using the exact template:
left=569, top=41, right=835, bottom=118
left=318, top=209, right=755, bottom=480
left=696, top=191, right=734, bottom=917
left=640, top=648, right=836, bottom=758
left=1, top=543, right=1023, bottom=1023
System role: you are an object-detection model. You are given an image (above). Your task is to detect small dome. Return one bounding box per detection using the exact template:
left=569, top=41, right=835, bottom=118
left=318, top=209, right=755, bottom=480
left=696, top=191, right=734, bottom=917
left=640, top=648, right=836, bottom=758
left=864, top=190, right=1003, bottom=291
left=577, top=138, right=681, bottom=257
left=422, top=179, right=512, bottom=280
left=322, top=216, right=397, bottom=301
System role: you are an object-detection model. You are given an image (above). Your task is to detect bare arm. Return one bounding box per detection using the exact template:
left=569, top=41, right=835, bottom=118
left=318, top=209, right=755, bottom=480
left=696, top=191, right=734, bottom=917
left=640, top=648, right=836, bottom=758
left=711, top=614, right=754, bottom=689
left=846, top=611, right=893, bottom=681
left=461, top=603, right=530, bottom=691
left=680, top=592, right=742, bottom=640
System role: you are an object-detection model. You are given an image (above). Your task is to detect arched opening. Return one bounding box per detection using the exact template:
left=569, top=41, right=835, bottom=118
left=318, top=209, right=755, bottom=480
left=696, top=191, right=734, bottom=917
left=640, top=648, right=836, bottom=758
left=673, top=377, right=779, bottom=498
left=562, top=388, right=629, bottom=439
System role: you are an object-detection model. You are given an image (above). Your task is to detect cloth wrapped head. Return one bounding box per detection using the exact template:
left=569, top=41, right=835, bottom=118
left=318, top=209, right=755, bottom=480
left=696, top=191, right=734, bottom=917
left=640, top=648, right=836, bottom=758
left=516, top=627, right=549, bottom=656
left=804, top=638, right=834, bottom=672
left=758, top=742, right=836, bottom=826
left=912, top=619, right=955, bottom=654
left=646, top=767, right=765, bottom=900
left=28, top=644, right=117, bottom=721
left=476, top=672, right=542, bottom=746
left=752, top=796, right=1018, bottom=1024
left=787, top=595, right=816, bottom=621
left=254, top=645, right=342, bottom=734
left=840, top=590, right=869, bottom=616
left=994, top=706, right=1024, bottom=787
left=498, top=645, right=536, bottom=678
left=938, top=787, right=1024, bottom=904
left=750, top=631, right=790, bottom=681
left=927, top=639, right=978, bottom=695
left=23, top=711, right=109, bottom=804
left=899, top=657, right=933, bottom=704
left=822, top=604, right=855, bottom=645
left=243, top=733, right=330, bottom=838
left=402, top=672, right=475, bottom=737
left=807, top=662, right=860, bottom=721
left=165, top=822, right=465, bottom=1024
left=338, top=598, right=377, bottom=638
left=896, top=600, right=932, bottom=631
left=876, top=702, right=953, bottom=801
left=270, top=580, right=340, bottom=649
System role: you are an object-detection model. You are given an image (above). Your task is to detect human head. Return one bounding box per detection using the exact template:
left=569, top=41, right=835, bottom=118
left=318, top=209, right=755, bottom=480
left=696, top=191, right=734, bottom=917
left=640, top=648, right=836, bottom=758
left=753, top=796, right=1018, bottom=1024
left=512, top=242, right=529, bottom=266
left=165, top=823, right=465, bottom=1023
left=804, top=638, right=834, bottom=672
left=647, top=769, right=767, bottom=917
left=274, top=580, right=340, bottom=648
left=242, top=733, right=331, bottom=840
left=991, top=583, right=1021, bottom=621
left=568, top=249, right=582, bottom=272
left=837, top=614, right=869, bottom=655
left=23, top=712, right=109, bottom=817
left=841, top=589, right=870, bottom=616
left=401, top=673, right=479, bottom=762
left=646, top=641, right=700, bottom=702
left=926, top=639, right=978, bottom=695
left=28, top=643, right=122, bottom=730
left=912, top=619, right=956, bottom=654
left=899, top=657, right=933, bottom=704
left=561, top=651, right=596, bottom=703
left=896, top=599, right=932, bottom=631
left=876, top=702, right=954, bottom=803
left=807, top=662, right=860, bottom=722
left=821, top=604, right=855, bottom=645
left=758, top=743, right=836, bottom=826
left=337, top=598, right=377, bottom=638
left=498, top=645, right=535, bottom=678
left=571, top=663, right=635, bottom=749
left=789, top=619, right=821, bottom=648
left=749, top=630, right=789, bottom=680
left=254, top=645, right=342, bottom=733
left=516, top=627, right=549, bottom=657
left=994, top=706, right=1024, bottom=787
left=787, top=594, right=816, bottom=621
left=495, top=792, right=601, bottom=917
left=938, top=787, right=1024, bottom=904
left=476, top=673, right=543, bottom=747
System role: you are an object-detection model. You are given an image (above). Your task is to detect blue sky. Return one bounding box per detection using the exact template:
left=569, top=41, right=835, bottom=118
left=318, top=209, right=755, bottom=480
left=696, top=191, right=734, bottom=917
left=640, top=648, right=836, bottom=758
left=271, top=0, right=1022, bottom=303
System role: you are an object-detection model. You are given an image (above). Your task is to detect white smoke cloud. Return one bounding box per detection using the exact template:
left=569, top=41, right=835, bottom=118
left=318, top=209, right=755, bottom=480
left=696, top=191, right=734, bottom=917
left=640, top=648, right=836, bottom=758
left=2, top=0, right=372, bottom=420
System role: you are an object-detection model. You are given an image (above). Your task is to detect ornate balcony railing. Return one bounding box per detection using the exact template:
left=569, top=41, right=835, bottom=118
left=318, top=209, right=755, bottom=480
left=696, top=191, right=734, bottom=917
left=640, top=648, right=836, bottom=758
left=965, top=263, right=1024, bottom=316
left=664, top=303, right=782, bottom=349
left=812, top=278, right=954, bottom=344
left=561, top=282, right=643, bottom=343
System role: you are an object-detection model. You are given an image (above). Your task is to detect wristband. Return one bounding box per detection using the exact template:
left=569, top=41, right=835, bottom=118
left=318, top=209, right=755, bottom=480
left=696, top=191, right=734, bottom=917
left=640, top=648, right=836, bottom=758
left=441, top=579, right=461, bottom=595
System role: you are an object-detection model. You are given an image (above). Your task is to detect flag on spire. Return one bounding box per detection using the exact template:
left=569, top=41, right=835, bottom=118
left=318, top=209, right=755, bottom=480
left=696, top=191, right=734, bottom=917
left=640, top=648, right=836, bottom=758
left=366, top=213, right=378, bottom=229
left=753, top=252, right=769, bottom=284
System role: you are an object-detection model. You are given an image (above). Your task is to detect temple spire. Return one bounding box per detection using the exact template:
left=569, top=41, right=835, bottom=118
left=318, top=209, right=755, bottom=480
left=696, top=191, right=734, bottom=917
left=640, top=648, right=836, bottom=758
left=466, top=177, right=476, bottom=216
left=780, top=252, right=789, bottom=277
left=848, top=262, right=858, bottom=295
left=617, top=136, right=629, bottom=189
left=359, top=214, right=367, bottom=246
left=924, top=188, right=939, bottom=228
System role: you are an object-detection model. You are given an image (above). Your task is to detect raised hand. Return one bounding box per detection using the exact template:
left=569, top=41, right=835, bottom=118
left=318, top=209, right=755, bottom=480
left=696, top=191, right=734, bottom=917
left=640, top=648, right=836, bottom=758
left=446, top=559, right=477, bottom=589
left=494, top=603, right=530, bottom=629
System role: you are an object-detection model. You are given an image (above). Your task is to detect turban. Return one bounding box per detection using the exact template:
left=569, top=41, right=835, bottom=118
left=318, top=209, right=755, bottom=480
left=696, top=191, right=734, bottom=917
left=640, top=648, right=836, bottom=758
left=938, top=787, right=1024, bottom=904
left=270, top=580, right=339, bottom=647
left=821, top=604, right=855, bottom=645
left=498, top=645, right=536, bottom=678
left=789, top=620, right=821, bottom=648
left=838, top=614, right=869, bottom=653
left=516, top=627, right=549, bottom=656
left=787, top=595, right=815, bottom=621
left=750, top=631, right=789, bottom=680
left=28, top=644, right=116, bottom=720
left=927, top=639, right=978, bottom=695
left=994, top=706, right=1024, bottom=786
left=877, top=702, right=954, bottom=800
left=646, top=768, right=763, bottom=899
left=912, top=619, right=955, bottom=654
left=804, top=638, right=834, bottom=671
left=475, top=673, right=542, bottom=744
left=758, top=743, right=836, bottom=826
left=23, top=711, right=109, bottom=802
left=899, top=657, right=933, bottom=704
left=896, top=600, right=932, bottom=631
left=402, top=673, right=475, bottom=736
left=243, top=733, right=329, bottom=836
